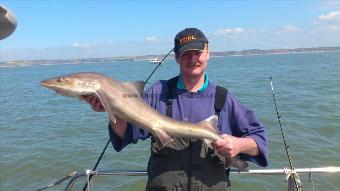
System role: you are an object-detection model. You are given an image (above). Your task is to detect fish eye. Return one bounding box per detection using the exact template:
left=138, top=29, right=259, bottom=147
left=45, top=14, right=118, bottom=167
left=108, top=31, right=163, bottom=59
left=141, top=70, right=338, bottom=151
left=56, top=77, right=69, bottom=82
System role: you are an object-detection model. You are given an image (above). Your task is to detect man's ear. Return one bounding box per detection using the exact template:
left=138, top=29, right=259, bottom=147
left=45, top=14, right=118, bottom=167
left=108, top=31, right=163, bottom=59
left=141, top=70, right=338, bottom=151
left=175, top=57, right=180, bottom=65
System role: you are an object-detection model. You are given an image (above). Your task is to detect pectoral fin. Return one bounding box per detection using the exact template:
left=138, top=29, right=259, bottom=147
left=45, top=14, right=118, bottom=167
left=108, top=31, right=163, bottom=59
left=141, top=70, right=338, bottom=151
left=94, top=91, right=117, bottom=123
left=107, top=113, right=117, bottom=123
left=153, top=128, right=173, bottom=147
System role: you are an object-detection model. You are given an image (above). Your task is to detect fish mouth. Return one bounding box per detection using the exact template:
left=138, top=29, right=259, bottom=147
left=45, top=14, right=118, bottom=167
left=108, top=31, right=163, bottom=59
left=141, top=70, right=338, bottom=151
left=40, top=79, right=64, bottom=95
left=39, top=80, right=50, bottom=88
left=40, top=80, right=71, bottom=96
left=40, top=79, right=58, bottom=89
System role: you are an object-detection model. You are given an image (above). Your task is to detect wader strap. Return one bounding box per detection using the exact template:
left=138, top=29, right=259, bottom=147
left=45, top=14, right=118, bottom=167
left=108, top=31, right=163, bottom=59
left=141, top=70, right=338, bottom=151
left=214, top=86, right=228, bottom=116
left=214, top=85, right=230, bottom=183
left=166, top=76, right=179, bottom=117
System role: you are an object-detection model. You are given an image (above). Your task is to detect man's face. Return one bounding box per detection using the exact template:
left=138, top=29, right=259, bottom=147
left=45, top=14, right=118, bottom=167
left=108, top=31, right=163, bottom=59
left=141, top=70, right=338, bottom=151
left=176, top=46, right=210, bottom=78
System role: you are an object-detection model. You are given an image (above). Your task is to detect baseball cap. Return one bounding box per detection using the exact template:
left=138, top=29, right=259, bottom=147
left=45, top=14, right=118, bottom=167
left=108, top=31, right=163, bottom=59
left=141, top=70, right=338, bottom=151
left=174, top=28, right=209, bottom=58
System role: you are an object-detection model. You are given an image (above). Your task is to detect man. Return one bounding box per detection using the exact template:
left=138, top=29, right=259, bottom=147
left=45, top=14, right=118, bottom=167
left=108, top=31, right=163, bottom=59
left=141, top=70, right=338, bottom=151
left=84, top=28, right=268, bottom=190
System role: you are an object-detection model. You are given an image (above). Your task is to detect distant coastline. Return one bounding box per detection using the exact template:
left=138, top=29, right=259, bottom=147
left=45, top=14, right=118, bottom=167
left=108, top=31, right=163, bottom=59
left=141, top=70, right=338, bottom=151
left=1, top=46, right=339, bottom=67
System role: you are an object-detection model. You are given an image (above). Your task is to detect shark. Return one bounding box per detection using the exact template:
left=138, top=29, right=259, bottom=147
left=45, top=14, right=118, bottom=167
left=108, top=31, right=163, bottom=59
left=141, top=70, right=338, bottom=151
left=40, top=72, right=248, bottom=169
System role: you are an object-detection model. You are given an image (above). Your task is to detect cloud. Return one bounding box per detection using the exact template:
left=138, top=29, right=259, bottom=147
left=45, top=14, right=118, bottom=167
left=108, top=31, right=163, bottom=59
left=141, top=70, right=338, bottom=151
left=281, top=25, right=301, bottom=32
left=329, top=25, right=340, bottom=30
left=145, top=36, right=159, bottom=43
left=320, top=1, right=340, bottom=9
left=106, top=40, right=115, bottom=45
left=314, top=10, right=340, bottom=31
left=144, top=36, right=173, bottom=44
left=213, top=28, right=249, bottom=35
left=72, top=42, right=97, bottom=48
left=316, top=25, right=340, bottom=31
left=315, top=10, right=340, bottom=24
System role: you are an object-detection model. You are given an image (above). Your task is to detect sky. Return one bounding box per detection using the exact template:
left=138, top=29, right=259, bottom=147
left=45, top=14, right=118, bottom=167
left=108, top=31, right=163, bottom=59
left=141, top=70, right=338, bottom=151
left=0, top=0, right=340, bottom=61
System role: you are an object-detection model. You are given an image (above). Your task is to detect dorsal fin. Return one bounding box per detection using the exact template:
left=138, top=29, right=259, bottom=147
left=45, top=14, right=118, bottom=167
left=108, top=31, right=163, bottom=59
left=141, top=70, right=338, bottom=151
left=196, top=115, right=220, bottom=148
left=122, top=81, right=145, bottom=95
left=196, top=115, right=220, bottom=134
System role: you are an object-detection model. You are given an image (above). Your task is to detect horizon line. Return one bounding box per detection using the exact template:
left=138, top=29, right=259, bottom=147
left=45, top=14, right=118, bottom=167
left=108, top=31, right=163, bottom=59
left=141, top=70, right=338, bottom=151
left=1, top=46, right=339, bottom=63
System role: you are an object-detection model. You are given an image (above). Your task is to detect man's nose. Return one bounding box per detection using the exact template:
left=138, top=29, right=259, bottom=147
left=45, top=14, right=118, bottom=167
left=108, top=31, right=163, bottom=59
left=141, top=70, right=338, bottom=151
left=187, top=53, right=199, bottom=62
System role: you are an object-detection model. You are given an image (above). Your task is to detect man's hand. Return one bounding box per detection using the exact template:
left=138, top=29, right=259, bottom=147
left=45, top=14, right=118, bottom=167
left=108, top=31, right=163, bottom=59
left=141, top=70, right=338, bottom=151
left=213, top=134, right=260, bottom=158
left=213, top=134, right=240, bottom=158
left=82, top=95, right=105, bottom=112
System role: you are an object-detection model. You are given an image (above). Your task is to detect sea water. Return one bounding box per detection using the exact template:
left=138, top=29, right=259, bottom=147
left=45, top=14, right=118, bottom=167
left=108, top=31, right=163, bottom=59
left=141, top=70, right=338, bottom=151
left=1, top=51, right=339, bottom=190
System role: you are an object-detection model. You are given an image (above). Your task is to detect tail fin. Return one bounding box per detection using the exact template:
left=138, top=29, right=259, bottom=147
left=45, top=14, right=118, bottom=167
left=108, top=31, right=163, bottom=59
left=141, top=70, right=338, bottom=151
left=227, top=157, right=249, bottom=170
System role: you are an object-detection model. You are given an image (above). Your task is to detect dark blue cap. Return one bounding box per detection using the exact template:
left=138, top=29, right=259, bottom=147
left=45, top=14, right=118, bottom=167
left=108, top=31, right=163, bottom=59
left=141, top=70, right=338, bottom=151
left=174, top=28, right=209, bottom=58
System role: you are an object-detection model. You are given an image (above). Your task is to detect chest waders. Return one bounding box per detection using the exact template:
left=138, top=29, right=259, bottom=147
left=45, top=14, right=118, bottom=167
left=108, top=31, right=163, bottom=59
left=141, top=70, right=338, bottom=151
left=146, top=76, right=230, bottom=191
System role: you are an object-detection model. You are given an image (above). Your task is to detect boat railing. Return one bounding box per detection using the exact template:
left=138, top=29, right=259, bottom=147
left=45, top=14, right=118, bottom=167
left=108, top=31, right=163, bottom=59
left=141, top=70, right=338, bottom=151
left=60, top=167, right=340, bottom=191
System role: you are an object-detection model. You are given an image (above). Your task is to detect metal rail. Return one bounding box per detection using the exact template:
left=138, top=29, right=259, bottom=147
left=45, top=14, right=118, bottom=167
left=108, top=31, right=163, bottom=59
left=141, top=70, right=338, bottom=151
left=65, top=167, right=340, bottom=191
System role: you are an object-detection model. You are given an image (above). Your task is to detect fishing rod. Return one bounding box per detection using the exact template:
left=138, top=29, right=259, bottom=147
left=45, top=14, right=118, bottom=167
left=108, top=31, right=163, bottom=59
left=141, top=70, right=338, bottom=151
left=145, top=48, right=175, bottom=83
left=81, top=47, right=174, bottom=191
left=270, top=77, right=301, bottom=191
